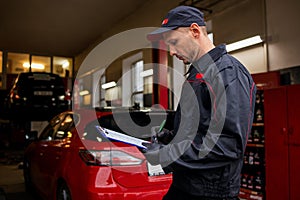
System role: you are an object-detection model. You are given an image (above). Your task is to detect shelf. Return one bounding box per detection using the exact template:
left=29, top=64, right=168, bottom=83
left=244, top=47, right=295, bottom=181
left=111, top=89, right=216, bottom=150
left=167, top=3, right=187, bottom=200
left=252, top=123, right=265, bottom=126
left=240, top=194, right=264, bottom=200
left=252, top=123, right=264, bottom=126
left=247, top=143, right=264, bottom=148
left=240, top=89, right=265, bottom=200
left=240, top=188, right=264, bottom=196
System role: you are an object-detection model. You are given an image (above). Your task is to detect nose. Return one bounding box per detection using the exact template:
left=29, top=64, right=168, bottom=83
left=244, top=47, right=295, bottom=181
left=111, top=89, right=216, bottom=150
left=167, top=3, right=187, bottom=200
left=169, top=46, right=176, bottom=56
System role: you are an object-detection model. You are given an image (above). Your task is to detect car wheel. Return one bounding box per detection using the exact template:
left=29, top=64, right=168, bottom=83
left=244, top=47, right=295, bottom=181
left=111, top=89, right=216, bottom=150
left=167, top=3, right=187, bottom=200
left=56, top=181, right=72, bottom=200
left=23, top=159, right=33, bottom=193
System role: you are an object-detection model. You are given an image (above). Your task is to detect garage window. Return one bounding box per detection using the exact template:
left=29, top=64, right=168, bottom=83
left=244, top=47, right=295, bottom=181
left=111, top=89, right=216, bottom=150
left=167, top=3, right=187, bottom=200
left=31, top=55, right=51, bottom=73
left=53, top=57, right=73, bottom=77
left=7, top=53, right=30, bottom=74
left=131, top=60, right=144, bottom=107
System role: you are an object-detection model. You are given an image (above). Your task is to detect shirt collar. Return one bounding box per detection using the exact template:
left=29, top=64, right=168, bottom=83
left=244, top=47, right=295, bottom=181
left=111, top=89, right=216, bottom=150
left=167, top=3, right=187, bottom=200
left=192, top=44, right=227, bottom=73
left=184, top=44, right=227, bottom=78
left=207, top=44, right=227, bottom=63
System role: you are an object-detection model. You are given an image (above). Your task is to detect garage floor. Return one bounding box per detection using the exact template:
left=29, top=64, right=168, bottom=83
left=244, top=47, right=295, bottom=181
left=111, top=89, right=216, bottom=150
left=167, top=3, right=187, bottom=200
left=0, top=149, right=35, bottom=200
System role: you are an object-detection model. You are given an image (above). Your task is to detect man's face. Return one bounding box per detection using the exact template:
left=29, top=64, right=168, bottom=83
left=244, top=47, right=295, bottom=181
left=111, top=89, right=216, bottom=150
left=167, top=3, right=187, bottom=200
left=162, top=27, right=198, bottom=64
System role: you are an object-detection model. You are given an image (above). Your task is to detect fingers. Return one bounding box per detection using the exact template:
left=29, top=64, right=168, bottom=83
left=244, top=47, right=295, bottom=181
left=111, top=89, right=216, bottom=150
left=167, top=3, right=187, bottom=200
left=157, top=130, right=167, bottom=137
left=151, top=126, right=160, bottom=135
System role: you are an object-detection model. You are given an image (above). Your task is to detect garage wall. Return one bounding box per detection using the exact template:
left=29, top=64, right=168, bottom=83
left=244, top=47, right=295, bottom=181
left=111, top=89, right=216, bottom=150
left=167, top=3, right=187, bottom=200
left=213, top=0, right=265, bottom=45
left=74, top=0, right=180, bottom=74
left=75, top=0, right=300, bottom=75
left=266, top=0, right=300, bottom=71
left=232, top=45, right=267, bottom=74
left=212, top=0, right=300, bottom=73
left=212, top=0, right=267, bottom=74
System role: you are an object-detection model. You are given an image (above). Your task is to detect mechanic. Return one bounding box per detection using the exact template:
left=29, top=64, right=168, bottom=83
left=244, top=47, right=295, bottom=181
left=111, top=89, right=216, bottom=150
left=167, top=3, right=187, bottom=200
left=142, top=5, right=257, bottom=200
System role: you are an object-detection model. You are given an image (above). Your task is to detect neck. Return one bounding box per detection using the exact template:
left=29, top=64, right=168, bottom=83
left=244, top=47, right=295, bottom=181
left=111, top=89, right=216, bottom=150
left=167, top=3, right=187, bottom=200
left=196, top=38, right=215, bottom=60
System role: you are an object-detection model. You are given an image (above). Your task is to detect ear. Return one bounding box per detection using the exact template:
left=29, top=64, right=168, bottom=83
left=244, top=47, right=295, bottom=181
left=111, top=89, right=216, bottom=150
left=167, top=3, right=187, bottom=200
left=189, top=23, right=201, bottom=38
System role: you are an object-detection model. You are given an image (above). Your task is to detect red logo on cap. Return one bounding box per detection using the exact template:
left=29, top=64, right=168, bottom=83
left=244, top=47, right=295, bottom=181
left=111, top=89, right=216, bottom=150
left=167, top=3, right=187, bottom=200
left=162, top=18, right=168, bottom=25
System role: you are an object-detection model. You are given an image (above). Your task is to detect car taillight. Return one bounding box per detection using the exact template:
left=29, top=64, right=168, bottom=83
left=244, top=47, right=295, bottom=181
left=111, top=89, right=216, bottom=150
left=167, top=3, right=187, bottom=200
left=65, top=89, right=71, bottom=101
left=79, top=150, right=143, bottom=166
left=10, top=90, right=20, bottom=99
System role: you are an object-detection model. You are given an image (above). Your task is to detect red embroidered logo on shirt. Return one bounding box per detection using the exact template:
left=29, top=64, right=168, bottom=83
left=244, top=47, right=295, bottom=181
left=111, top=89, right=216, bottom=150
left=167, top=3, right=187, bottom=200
left=196, top=73, right=204, bottom=79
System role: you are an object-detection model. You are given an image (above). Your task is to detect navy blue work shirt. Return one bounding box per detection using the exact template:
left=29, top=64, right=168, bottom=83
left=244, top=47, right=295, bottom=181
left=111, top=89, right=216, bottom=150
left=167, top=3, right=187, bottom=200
left=159, top=44, right=257, bottom=198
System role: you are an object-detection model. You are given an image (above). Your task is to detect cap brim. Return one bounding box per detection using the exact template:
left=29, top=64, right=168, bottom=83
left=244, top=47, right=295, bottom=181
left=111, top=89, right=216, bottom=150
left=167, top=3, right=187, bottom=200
left=147, top=27, right=177, bottom=41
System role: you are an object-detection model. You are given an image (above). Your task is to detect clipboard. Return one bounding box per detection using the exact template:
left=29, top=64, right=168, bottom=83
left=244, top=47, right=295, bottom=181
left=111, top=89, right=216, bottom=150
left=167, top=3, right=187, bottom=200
left=95, top=125, right=150, bottom=149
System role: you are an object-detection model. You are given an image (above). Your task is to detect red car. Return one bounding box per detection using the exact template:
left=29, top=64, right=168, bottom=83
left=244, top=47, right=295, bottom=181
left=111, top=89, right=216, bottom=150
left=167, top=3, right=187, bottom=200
left=23, top=108, right=174, bottom=200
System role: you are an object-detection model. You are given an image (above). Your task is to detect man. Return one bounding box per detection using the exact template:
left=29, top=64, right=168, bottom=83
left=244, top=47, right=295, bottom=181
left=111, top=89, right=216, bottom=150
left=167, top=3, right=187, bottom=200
left=142, top=5, right=257, bottom=200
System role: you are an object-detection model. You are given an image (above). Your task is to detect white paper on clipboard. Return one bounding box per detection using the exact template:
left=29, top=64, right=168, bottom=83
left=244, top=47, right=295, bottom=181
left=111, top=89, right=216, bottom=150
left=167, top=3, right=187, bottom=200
left=95, top=125, right=150, bottom=149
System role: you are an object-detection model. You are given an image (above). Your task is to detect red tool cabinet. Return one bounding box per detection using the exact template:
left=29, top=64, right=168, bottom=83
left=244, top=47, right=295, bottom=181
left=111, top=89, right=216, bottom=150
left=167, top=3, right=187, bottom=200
left=264, top=85, right=300, bottom=200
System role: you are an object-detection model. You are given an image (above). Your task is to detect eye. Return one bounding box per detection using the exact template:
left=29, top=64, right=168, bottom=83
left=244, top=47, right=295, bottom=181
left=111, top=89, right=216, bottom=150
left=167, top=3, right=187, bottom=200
left=170, top=40, right=177, bottom=45
left=168, top=39, right=177, bottom=46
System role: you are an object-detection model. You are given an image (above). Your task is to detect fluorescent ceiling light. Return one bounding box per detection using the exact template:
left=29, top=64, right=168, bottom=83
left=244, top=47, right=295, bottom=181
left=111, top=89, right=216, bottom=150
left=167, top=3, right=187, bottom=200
left=62, top=61, right=70, bottom=69
left=23, top=63, right=30, bottom=68
left=79, top=90, right=89, bottom=96
left=23, top=62, right=45, bottom=70
left=226, top=35, right=263, bottom=52
left=101, top=81, right=116, bottom=89
left=140, top=69, right=153, bottom=77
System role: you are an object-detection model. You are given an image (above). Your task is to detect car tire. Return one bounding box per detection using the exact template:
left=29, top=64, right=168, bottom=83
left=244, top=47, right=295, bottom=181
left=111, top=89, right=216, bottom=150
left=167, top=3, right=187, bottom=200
left=23, top=159, right=33, bottom=193
left=56, top=181, right=72, bottom=200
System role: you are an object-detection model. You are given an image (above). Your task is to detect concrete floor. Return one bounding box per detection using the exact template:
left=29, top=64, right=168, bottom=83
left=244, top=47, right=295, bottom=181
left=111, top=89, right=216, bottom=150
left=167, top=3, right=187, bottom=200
left=0, top=149, right=35, bottom=200
left=0, top=119, right=56, bottom=200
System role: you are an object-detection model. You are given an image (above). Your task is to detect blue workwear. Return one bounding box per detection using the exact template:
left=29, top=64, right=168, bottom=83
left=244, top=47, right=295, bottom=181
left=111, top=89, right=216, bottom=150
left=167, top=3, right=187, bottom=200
left=144, top=44, right=256, bottom=199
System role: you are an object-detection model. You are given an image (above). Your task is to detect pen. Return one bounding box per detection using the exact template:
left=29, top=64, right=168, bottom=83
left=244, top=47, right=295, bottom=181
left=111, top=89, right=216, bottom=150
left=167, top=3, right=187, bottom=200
left=158, top=119, right=166, bottom=132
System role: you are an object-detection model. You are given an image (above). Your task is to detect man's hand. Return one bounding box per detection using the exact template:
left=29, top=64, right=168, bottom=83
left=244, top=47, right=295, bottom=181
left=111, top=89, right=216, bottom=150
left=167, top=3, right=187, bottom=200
left=151, top=126, right=175, bottom=145
left=141, top=142, right=161, bottom=165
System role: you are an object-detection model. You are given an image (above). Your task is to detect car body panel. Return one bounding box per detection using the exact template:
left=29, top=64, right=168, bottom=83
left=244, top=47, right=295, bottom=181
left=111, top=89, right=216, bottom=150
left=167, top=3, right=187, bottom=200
left=24, top=108, right=173, bottom=200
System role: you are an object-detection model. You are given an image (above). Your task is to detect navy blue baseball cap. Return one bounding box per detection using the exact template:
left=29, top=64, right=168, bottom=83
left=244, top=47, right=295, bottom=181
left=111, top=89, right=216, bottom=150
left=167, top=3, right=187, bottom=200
left=147, top=6, right=206, bottom=41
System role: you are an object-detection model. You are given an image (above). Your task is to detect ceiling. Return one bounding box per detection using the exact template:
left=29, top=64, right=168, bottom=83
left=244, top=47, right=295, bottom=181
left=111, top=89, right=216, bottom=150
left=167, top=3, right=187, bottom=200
left=0, top=0, right=242, bottom=58
left=0, top=0, right=148, bottom=57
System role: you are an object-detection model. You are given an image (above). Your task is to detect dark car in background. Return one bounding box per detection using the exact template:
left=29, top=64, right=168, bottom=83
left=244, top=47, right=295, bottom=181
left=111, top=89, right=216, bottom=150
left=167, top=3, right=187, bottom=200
left=4, top=72, right=70, bottom=120
left=23, top=108, right=175, bottom=200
